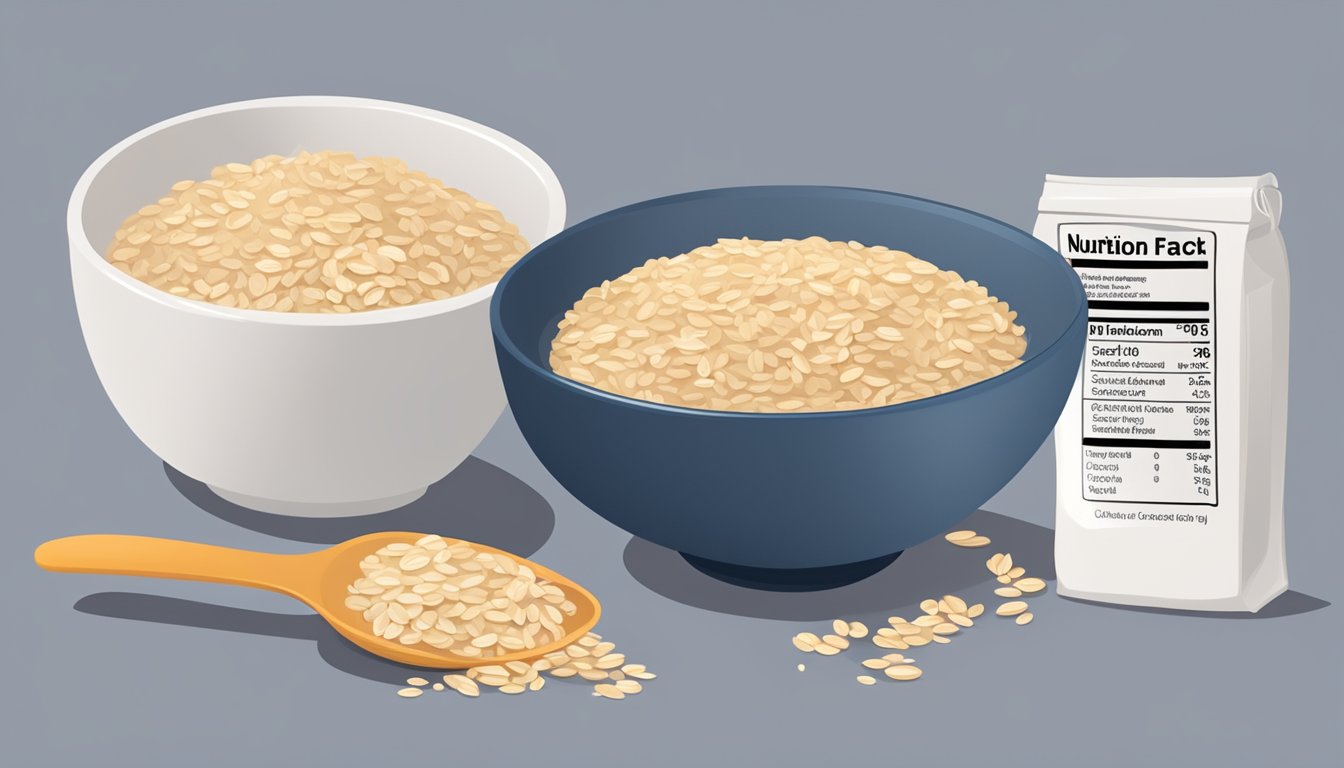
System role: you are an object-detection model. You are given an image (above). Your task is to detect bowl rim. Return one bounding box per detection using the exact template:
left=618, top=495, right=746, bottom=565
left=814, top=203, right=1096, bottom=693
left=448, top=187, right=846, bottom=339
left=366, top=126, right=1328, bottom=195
left=491, top=184, right=1087, bottom=420
left=67, top=95, right=567, bottom=327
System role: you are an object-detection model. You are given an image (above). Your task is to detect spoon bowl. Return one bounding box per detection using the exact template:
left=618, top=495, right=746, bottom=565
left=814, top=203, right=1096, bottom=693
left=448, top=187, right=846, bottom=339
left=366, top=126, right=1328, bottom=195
left=35, top=532, right=601, bottom=669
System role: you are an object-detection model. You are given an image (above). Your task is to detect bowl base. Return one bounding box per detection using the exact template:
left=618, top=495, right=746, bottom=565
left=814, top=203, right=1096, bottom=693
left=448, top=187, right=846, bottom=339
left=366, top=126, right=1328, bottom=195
left=206, top=486, right=427, bottom=517
left=680, top=551, right=902, bottom=592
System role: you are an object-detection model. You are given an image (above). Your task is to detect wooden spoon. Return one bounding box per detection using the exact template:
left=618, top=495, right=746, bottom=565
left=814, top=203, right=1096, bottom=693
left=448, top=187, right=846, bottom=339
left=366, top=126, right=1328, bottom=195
left=34, top=532, right=601, bottom=669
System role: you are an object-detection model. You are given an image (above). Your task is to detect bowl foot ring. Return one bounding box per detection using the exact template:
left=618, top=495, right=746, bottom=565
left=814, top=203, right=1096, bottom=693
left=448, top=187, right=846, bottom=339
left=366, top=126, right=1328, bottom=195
left=205, top=486, right=428, bottom=517
left=679, top=550, right=902, bottom=592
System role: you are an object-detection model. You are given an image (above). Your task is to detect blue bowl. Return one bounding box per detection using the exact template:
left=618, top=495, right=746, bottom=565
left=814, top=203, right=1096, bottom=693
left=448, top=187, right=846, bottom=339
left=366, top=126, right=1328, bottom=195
left=492, top=187, right=1085, bottom=588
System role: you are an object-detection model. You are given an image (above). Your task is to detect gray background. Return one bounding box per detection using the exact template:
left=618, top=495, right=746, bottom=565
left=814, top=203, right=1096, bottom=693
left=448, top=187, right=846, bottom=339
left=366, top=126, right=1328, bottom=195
left=2, top=1, right=1340, bottom=766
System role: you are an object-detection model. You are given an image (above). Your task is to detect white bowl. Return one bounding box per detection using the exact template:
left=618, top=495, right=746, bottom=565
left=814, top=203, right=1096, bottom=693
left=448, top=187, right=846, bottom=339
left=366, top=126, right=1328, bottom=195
left=68, top=97, right=566, bottom=516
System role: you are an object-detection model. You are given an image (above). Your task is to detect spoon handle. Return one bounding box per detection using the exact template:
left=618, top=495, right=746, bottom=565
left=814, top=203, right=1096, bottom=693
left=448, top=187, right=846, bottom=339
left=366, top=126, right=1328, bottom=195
left=34, top=535, right=316, bottom=597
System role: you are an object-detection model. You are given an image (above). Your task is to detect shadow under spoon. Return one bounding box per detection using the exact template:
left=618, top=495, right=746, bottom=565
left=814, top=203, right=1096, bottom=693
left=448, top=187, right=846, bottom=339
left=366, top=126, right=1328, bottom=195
left=34, top=532, right=600, bottom=669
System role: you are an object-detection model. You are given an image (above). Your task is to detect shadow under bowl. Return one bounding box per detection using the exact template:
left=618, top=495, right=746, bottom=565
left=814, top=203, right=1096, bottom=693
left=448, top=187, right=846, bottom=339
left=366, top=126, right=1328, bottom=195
left=492, top=186, right=1086, bottom=587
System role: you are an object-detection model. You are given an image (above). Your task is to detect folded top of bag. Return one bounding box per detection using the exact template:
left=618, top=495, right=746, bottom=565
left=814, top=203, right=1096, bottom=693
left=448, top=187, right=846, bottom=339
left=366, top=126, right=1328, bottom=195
left=1038, top=174, right=1280, bottom=226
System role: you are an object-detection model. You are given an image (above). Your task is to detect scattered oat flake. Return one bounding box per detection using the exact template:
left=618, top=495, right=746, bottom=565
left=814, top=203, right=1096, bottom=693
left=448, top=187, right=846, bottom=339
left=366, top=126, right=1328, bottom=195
left=1015, top=577, right=1046, bottom=593
left=1016, top=612, right=1035, bottom=626
left=443, top=674, right=479, bottom=697
left=944, top=530, right=977, bottom=543
left=822, top=634, right=850, bottom=650
left=614, top=680, right=643, bottom=694
left=884, top=665, right=923, bottom=681
left=594, top=684, right=625, bottom=700
left=793, top=632, right=819, bottom=652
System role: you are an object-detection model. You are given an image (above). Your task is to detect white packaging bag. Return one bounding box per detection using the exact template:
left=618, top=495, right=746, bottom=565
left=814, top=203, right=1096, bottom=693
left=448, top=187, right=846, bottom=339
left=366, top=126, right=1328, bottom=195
left=1034, top=175, right=1288, bottom=611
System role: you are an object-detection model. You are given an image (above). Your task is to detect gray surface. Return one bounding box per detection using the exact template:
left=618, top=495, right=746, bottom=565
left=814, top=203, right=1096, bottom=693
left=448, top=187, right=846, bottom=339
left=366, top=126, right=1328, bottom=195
left=1, top=1, right=1340, bottom=766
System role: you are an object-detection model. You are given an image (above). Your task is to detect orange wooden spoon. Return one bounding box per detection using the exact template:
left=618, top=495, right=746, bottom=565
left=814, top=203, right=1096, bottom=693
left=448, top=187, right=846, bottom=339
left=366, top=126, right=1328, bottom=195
left=34, top=532, right=601, bottom=669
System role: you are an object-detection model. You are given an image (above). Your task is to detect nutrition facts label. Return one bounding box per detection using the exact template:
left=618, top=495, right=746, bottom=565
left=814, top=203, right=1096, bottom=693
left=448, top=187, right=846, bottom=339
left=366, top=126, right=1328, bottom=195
left=1058, top=223, right=1218, bottom=506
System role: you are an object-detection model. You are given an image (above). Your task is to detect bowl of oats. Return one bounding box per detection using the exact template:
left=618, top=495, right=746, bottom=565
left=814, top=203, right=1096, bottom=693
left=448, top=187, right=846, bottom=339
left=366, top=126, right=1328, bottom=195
left=491, top=187, right=1085, bottom=587
left=68, top=97, right=565, bottom=515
